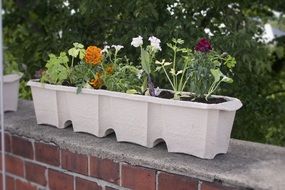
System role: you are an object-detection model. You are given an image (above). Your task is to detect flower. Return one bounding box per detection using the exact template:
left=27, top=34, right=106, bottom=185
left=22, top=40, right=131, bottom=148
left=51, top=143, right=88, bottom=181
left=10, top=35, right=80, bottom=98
left=89, top=73, right=103, bottom=89
left=85, top=46, right=102, bottom=65
left=112, top=45, right=124, bottom=52
left=101, top=45, right=110, bottom=53
left=131, top=36, right=143, bottom=47
left=105, top=65, right=113, bottom=75
left=148, top=36, right=162, bottom=51
left=195, top=38, right=212, bottom=52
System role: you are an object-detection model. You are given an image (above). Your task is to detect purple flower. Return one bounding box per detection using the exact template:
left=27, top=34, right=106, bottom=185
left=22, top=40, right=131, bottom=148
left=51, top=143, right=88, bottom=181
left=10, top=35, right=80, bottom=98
left=195, top=38, right=212, bottom=52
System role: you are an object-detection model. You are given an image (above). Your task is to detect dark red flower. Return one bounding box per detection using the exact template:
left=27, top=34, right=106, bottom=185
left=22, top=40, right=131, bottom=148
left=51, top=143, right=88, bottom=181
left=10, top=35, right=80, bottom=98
left=195, top=38, right=212, bottom=52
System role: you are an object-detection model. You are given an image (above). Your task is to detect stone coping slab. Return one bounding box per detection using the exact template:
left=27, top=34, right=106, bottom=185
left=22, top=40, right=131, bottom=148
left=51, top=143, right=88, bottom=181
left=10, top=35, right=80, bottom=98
left=3, top=100, right=285, bottom=190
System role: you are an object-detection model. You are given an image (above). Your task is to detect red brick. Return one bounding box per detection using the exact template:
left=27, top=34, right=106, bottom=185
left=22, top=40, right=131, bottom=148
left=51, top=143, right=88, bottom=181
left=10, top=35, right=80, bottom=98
left=75, top=177, right=102, bottom=190
left=121, top=164, right=156, bottom=190
left=158, top=172, right=198, bottom=190
left=15, top=179, right=37, bottom=190
left=25, top=161, right=47, bottom=186
left=0, top=174, right=15, bottom=190
left=201, top=181, right=236, bottom=190
left=5, top=155, right=24, bottom=177
left=11, top=136, right=34, bottom=159
left=35, top=142, right=60, bottom=166
left=0, top=133, right=12, bottom=152
left=48, top=169, right=74, bottom=190
left=90, top=156, right=119, bottom=184
left=61, top=149, right=88, bottom=175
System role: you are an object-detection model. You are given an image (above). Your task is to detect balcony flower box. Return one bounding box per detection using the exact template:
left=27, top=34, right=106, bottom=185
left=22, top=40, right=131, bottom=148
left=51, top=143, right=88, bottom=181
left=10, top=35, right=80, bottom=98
left=28, top=80, right=242, bottom=159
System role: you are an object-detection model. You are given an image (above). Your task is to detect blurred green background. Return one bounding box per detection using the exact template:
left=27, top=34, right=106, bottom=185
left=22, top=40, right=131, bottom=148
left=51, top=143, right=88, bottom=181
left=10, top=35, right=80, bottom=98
left=3, top=0, right=285, bottom=146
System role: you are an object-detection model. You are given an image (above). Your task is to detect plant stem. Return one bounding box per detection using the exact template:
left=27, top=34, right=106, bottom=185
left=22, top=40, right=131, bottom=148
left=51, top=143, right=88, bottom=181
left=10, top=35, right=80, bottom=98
left=181, top=75, right=191, bottom=92
left=71, top=57, right=74, bottom=68
left=162, top=66, right=175, bottom=91
left=172, top=43, right=177, bottom=91
left=178, top=62, right=188, bottom=92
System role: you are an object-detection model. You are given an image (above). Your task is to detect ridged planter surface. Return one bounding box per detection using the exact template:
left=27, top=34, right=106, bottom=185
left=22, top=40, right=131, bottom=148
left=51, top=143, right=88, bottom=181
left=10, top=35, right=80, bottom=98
left=28, top=80, right=242, bottom=159
left=4, top=74, right=22, bottom=111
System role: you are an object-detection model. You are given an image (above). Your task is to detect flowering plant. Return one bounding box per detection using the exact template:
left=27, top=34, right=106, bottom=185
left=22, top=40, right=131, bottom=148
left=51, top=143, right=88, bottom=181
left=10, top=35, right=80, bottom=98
left=39, top=36, right=236, bottom=103
left=187, top=38, right=236, bottom=100
left=131, top=35, right=161, bottom=96
left=40, top=42, right=142, bottom=94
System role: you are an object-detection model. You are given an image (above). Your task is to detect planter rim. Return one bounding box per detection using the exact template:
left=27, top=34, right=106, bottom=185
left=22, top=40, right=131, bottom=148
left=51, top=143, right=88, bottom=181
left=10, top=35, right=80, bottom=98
left=27, top=80, right=242, bottom=111
left=4, top=73, right=23, bottom=83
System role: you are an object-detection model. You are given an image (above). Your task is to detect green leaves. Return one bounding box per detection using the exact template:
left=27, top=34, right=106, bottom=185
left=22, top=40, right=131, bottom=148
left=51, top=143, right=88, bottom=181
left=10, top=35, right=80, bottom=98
left=41, top=52, right=70, bottom=85
left=103, top=63, right=142, bottom=93
left=140, top=48, right=151, bottom=75
left=224, top=55, right=237, bottom=69
left=68, top=42, right=86, bottom=60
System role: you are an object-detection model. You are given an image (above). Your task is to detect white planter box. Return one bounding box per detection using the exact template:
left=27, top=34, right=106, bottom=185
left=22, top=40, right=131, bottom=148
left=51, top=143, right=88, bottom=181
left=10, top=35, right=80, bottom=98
left=3, top=74, right=22, bottom=111
left=28, top=80, right=242, bottom=159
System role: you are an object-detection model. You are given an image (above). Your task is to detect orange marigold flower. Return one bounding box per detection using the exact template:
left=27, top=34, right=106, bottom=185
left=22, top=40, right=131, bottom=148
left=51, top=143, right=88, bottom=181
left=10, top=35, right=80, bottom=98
left=85, top=46, right=102, bottom=65
left=89, top=73, right=103, bottom=89
left=105, top=65, right=113, bottom=75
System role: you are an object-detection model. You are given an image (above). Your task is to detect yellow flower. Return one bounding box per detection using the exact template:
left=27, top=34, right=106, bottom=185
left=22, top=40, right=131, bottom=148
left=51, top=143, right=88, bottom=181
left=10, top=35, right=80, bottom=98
left=85, top=46, right=102, bottom=65
left=89, top=73, right=103, bottom=89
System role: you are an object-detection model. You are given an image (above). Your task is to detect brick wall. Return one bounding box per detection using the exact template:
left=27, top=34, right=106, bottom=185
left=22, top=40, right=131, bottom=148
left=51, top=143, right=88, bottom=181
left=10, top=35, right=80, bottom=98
left=0, top=133, right=237, bottom=190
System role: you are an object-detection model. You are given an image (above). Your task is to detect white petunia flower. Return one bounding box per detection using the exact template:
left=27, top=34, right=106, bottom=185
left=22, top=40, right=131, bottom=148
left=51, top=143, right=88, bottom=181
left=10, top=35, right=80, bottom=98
left=112, top=45, right=124, bottom=52
left=101, top=45, right=110, bottom=53
left=148, top=36, right=161, bottom=51
left=131, top=36, right=143, bottom=47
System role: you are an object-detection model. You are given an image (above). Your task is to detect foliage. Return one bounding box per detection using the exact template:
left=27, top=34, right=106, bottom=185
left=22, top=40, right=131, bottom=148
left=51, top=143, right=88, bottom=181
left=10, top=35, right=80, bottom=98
left=188, top=48, right=236, bottom=100
left=3, top=51, right=19, bottom=75
left=131, top=36, right=161, bottom=96
left=69, top=63, right=93, bottom=92
left=156, top=38, right=191, bottom=99
left=3, top=0, right=285, bottom=146
left=102, top=45, right=143, bottom=93
left=103, top=63, right=142, bottom=93
left=40, top=52, right=70, bottom=85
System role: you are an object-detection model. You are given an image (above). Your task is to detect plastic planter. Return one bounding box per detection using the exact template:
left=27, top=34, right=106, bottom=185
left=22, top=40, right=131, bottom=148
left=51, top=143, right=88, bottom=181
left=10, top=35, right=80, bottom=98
left=3, top=74, right=22, bottom=111
left=28, top=80, right=242, bottom=159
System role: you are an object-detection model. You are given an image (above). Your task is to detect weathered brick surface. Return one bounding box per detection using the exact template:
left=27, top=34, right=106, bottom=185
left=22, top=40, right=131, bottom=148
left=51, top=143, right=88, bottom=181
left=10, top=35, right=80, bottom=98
left=121, top=164, right=156, bottom=190
left=5, top=154, right=24, bottom=177
left=0, top=174, right=15, bottom=190
left=158, top=172, right=198, bottom=190
left=75, top=177, right=102, bottom=190
left=25, top=161, right=47, bottom=186
left=48, top=169, right=74, bottom=190
left=1, top=131, right=245, bottom=190
left=61, top=149, right=88, bottom=175
left=35, top=142, right=60, bottom=166
left=90, top=156, right=120, bottom=184
left=11, top=136, right=33, bottom=159
left=15, top=179, right=37, bottom=190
